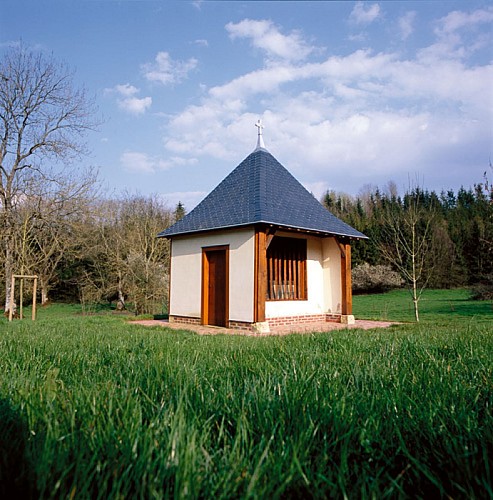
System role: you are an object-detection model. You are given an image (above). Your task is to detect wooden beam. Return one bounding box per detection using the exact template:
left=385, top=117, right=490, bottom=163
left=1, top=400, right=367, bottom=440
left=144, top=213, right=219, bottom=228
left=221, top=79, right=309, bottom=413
left=336, top=240, right=346, bottom=258
left=32, top=277, right=37, bottom=321
left=340, top=243, right=352, bottom=315
left=201, top=249, right=209, bottom=325
left=254, top=229, right=267, bottom=322
left=167, top=240, right=172, bottom=319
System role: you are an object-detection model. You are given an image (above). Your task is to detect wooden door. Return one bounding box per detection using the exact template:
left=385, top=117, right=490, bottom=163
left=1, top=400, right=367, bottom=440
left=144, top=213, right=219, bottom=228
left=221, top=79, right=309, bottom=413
left=202, top=247, right=229, bottom=327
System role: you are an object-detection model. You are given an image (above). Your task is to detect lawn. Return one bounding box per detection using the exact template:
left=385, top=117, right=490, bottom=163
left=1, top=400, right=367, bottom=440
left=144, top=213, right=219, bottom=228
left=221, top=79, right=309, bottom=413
left=0, top=289, right=491, bottom=498
left=354, top=288, right=493, bottom=324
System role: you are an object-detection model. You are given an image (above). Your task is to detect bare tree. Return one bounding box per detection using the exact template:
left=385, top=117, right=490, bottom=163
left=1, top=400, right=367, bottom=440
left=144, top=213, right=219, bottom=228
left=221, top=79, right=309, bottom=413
left=14, top=172, right=97, bottom=305
left=84, top=194, right=172, bottom=315
left=379, top=190, right=437, bottom=322
left=0, top=45, right=97, bottom=313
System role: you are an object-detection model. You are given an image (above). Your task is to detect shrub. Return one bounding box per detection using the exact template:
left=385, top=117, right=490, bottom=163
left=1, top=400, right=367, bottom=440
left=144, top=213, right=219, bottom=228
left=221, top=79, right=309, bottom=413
left=352, top=262, right=403, bottom=294
left=471, top=273, right=493, bottom=300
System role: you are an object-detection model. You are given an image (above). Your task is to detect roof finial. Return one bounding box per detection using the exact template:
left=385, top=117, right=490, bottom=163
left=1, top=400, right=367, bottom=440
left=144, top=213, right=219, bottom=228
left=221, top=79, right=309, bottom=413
left=255, top=119, right=266, bottom=150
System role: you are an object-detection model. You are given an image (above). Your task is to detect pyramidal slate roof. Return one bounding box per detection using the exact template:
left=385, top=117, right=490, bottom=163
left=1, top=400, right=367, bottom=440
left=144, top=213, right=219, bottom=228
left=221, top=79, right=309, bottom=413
left=158, top=146, right=367, bottom=239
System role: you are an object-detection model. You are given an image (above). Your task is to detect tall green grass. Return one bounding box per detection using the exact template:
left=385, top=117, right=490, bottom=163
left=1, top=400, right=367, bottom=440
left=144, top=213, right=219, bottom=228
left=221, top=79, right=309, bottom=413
left=354, top=288, right=493, bottom=324
left=0, top=291, right=492, bottom=498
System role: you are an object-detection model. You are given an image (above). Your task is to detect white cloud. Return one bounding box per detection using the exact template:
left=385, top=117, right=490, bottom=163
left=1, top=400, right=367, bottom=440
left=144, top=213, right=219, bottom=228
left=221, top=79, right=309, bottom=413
left=118, top=96, right=152, bottom=115
left=142, top=51, right=198, bottom=85
left=209, top=64, right=300, bottom=101
left=159, top=9, right=491, bottom=195
left=302, top=181, right=329, bottom=200
left=107, top=84, right=152, bottom=115
left=435, top=6, right=493, bottom=35
left=121, top=151, right=156, bottom=173
left=114, top=83, right=139, bottom=97
left=120, top=151, right=197, bottom=174
left=350, top=2, right=381, bottom=25
left=420, top=7, right=493, bottom=61
left=160, top=191, right=207, bottom=211
left=158, top=156, right=198, bottom=170
left=348, top=33, right=367, bottom=43
left=398, top=11, right=416, bottom=40
left=226, top=19, right=313, bottom=61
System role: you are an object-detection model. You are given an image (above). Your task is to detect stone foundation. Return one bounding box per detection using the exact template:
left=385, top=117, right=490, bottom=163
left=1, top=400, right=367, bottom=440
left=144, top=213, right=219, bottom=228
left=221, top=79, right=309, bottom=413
left=340, top=314, right=355, bottom=325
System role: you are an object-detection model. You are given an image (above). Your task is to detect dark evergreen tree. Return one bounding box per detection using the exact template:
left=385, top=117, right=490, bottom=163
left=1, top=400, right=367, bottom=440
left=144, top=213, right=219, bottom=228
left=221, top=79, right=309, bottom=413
left=174, top=202, right=186, bottom=222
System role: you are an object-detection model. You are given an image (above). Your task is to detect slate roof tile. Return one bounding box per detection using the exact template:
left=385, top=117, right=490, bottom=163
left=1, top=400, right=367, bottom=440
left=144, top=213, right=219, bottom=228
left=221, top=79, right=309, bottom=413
left=158, top=148, right=367, bottom=239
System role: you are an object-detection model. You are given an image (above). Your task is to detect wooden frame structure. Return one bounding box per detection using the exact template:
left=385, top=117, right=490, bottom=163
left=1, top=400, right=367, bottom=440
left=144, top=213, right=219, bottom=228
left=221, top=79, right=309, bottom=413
left=266, top=236, right=307, bottom=301
left=9, top=274, right=38, bottom=321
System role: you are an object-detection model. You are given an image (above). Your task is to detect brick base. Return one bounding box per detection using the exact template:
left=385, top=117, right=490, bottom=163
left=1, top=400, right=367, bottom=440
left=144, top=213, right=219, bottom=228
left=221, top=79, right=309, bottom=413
left=169, top=314, right=343, bottom=333
left=169, top=314, right=344, bottom=333
left=228, top=320, right=256, bottom=331
left=169, top=315, right=201, bottom=325
left=266, top=314, right=341, bottom=328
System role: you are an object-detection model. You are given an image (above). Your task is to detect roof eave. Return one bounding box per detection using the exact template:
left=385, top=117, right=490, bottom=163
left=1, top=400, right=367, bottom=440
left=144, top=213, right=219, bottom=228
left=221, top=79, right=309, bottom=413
left=159, top=220, right=368, bottom=240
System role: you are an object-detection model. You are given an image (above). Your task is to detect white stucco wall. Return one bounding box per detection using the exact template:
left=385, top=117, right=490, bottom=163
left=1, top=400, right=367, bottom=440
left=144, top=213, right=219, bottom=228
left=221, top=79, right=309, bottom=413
left=169, top=229, right=255, bottom=323
left=322, top=237, right=342, bottom=314
left=265, top=234, right=342, bottom=318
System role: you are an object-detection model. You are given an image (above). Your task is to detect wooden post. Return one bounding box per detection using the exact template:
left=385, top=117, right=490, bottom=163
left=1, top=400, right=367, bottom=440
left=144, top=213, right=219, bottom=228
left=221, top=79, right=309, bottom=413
left=254, top=229, right=267, bottom=323
left=19, top=276, right=24, bottom=320
left=201, top=249, right=209, bottom=326
left=32, top=276, right=38, bottom=321
left=167, top=240, right=172, bottom=318
left=9, top=275, right=38, bottom=322
left=9, top=274, right=15, bottom=322
left=341, top=243, right=352, bottom=315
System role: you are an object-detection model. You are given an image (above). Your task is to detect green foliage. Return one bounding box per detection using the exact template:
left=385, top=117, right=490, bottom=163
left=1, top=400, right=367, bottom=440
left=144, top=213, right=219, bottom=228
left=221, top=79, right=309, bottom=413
left=323, top=181, right=493, bottom=288
left=173, top=201, right=186, bottom=222
left=0, top=291, right=491, bottom=498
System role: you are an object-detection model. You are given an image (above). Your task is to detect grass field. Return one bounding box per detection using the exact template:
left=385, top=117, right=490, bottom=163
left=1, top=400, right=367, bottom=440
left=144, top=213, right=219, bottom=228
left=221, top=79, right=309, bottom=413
left=354, top=288, right=493, bottom=324
left=0, top=289, right=491, bottom=498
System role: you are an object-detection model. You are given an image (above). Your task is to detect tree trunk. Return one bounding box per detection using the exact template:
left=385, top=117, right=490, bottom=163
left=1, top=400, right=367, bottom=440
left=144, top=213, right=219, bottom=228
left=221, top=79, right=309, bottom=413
left=3, top=235, right=14, bottom=314
left=116, top=274, right=125, bottom=311
left=413, top=291, right=420, bottom=322
left=41, top=286, right=49, bottom=306
left=116, top=289, right=125, bottom=311
left=412, top=235, right=420, bottom=322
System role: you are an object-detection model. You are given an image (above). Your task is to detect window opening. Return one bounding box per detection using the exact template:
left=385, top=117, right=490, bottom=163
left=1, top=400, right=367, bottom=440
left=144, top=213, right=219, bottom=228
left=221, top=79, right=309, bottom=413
left=267, top=237, right=307, bottom=300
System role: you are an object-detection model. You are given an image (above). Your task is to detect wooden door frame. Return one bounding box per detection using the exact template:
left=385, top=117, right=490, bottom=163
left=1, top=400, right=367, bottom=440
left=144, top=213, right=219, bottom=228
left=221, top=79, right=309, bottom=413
left=201, top=245, right=229, bottom=326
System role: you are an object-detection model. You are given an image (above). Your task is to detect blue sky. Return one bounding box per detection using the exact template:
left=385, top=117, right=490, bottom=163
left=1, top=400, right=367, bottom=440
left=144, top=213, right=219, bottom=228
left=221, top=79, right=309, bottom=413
left=2, top=1, right=492, bottom=210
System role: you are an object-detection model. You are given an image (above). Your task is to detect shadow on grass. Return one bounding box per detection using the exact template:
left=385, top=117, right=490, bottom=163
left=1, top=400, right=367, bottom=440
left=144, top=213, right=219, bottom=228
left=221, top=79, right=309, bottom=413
left=427, top=298, right=493, bottom=318
left=0, top=398, right=37, bottom=498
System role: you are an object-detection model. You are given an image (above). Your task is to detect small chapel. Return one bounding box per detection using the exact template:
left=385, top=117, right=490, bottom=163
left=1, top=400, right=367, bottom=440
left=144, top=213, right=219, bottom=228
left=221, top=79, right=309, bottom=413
left=158, top=121, right=367, bottom=333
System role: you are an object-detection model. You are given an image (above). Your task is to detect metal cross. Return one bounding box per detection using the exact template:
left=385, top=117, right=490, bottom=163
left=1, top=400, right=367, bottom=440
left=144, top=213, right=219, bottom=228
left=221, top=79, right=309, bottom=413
left=255, top=119, right=265, bottom=149
left=255, top=119, right=264, bottom=134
